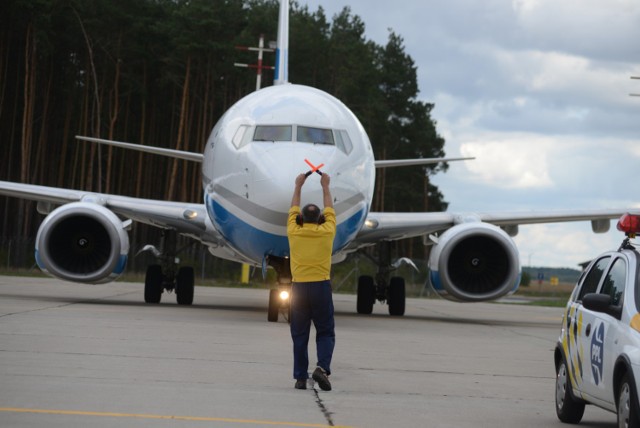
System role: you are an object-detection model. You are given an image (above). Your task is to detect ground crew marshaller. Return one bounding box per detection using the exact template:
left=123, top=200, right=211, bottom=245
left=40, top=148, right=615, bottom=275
left=287, top=172, right=336, bottom=391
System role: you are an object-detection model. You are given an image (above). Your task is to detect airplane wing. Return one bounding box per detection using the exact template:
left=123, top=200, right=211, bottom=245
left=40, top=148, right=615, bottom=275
left=0, top=180, right=218, bottom=241
left=76, top=136, right=204, bottom=162
left=346, top=207, right=640, bottom=305
left=350, top=208, right=637, bottom=248
left=374, top=157, right=474, bottom=168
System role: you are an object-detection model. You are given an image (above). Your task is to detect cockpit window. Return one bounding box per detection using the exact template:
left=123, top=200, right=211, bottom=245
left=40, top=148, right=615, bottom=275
left=254, top=125, right=292, bottom=142
left=297, top=126, right=334, bottom=145
left=334, top=130, right=353, bottom=155
left=232, top=125, right=250, bottom=148
left=250, top=125, right=352, bottom=153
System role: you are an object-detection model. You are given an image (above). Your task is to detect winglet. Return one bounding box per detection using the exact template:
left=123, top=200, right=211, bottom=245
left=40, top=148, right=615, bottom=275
left=273, top=0, right=289, bottom=85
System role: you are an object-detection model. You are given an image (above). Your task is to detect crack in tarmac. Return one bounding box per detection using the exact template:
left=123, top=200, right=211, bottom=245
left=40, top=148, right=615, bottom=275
left=311, top=385, right=335, bottom=427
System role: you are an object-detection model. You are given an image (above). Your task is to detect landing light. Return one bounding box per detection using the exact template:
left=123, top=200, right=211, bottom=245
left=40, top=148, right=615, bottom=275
left=183, top=210, right=198, bottom=220
left=365, top=219, right=379, bottom=229
left=617, top=213, right=640, bottom=237
left=279, top=290, right=290, bottom=301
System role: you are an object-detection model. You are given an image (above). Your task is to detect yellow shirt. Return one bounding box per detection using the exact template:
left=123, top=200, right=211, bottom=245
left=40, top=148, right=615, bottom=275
left=287, top=206, right=336, bottom=282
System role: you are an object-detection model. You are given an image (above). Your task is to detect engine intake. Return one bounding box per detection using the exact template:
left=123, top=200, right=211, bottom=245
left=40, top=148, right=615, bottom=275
left=35, top=202, right=129, bottom=284
left=429, top=222, right=520, bottom=302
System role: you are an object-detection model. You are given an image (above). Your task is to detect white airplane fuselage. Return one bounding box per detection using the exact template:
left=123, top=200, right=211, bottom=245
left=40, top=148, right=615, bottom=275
left=202, top=83, right=375, bottom=265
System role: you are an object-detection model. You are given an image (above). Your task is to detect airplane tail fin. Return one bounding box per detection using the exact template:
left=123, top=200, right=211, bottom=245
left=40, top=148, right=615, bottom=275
left=273, top=0, right=289, bottom=85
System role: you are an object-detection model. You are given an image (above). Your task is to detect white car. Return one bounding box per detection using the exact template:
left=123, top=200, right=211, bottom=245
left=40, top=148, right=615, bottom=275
left=555, top=214, right=640, bottom=426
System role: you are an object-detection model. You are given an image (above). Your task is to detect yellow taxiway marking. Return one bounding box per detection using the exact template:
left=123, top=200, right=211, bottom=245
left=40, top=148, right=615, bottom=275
left=0, top=407, right=352, bottom=428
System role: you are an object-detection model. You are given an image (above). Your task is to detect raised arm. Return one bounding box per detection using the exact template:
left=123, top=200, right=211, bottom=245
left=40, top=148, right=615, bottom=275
left=321, top=173, right=333, bottom=209
left=291, top=173, right=307, bottom=207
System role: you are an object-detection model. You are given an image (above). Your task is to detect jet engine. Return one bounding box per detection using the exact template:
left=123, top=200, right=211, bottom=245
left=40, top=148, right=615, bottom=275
left=428, top=222, right=521, bottom=302
left=35, top=202, right=130, bottom=284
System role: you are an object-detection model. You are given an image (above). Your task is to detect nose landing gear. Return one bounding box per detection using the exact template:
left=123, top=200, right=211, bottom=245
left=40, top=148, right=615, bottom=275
left=268, top=288, right=291, bottom=323
left=266, top=256, right=292, bottom=323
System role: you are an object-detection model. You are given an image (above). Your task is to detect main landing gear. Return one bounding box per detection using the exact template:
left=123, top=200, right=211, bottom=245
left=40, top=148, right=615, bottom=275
left=140, top=230, right=195, bottom=305
left=265, top=256, right=292, bottom=323
left=263, top=243, right=412, bottom=321
left=356, top=241, right=408, bottom=316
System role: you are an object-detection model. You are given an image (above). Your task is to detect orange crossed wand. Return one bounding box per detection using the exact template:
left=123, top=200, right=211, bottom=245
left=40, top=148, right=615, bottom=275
left=304, top=159, right=325, bottom=177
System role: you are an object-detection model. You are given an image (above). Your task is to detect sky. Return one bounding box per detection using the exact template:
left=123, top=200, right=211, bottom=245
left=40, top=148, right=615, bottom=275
left=300, top=0, right=640, bottom=268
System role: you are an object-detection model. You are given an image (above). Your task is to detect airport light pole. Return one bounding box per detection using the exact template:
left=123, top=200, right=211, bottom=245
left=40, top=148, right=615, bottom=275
left=234, top=34, right=275, bottom=91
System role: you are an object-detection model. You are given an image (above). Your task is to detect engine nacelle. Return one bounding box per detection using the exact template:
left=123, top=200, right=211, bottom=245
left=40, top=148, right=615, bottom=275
left=35, top=202, right=129, bottom=284
left=429, top=222, right=521, bottom=302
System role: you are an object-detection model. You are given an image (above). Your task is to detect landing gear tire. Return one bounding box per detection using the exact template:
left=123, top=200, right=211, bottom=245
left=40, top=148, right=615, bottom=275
left=176, top=266, right=195, bottom=305
left=618, top=372, right=640, bottom=428
left=268, top=289, right=280, bottom=322
left=555, top=356, right=585, bottom=423
left=357, top=275, right=375, bottom=314
left=388, top=276, right=405, bottom=316
left=144, top=264, right=163, bottom=304
left=283, top=302, right=291, bottom=324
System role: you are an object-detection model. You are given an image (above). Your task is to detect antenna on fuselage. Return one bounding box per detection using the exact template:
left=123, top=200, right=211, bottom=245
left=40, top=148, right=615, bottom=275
left=273, top=0, right=289, bottom=85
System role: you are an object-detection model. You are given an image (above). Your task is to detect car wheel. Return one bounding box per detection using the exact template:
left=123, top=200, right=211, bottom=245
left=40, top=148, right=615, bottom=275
left=618, top=373, right=640, bottom=428
left=556, top=357, right=585, bottom=423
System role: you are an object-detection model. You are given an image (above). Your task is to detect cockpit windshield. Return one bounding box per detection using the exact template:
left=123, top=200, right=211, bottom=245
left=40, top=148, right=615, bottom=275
left=297, top=126, right=334, bottom=145
left=249, top=124, right=352, bottom=154
left=253, top=125, right=292, bottom=142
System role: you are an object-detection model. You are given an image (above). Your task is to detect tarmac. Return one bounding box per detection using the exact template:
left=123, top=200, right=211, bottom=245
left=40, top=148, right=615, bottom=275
left=0, top=275, right=617, bottom=427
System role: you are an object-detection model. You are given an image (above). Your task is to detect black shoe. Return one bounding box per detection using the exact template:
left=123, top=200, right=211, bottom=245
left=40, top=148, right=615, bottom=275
left=295, top=379, right=307, bottom=390
left=312, top=367, right=331, bottom=391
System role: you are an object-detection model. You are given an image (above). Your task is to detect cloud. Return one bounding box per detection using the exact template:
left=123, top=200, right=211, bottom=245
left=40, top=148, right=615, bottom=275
left=514, top=223, right=622, bottom=268
left=301, top=0, right=640, bottom=266
left=442, top=134, right=640, bottom=206
left=511, top=0, right=640, bottom=61
left=459, top=136, right=553, bottom=189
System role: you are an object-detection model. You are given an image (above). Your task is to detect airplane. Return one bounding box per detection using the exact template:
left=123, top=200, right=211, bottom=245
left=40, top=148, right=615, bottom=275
left=0, top=0, right=636, bottom=322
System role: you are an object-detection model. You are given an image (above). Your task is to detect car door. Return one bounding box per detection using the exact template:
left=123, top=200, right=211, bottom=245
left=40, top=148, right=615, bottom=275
left=564, top=255, right=611, bottom=397
left=579, top=255, right=627, bottom=406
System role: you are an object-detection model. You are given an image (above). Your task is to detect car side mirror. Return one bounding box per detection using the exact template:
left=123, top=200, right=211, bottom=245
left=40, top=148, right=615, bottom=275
left=582, top=293, right=622, bottom=318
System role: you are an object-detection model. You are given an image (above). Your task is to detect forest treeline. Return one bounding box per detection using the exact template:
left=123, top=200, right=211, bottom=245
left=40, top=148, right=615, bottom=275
left=0, top=0, right=448, bottom=268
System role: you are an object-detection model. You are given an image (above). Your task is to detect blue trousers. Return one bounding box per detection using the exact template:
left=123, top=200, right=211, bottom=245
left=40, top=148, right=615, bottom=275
left=290, top=280, right=335, bottom=380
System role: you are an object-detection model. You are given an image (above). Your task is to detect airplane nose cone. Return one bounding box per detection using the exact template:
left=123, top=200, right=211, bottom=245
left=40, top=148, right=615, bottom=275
left=251, top=144, right=332, bottom=210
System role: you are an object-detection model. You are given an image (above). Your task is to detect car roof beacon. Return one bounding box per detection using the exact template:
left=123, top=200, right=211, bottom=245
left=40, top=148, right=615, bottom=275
left=616, top=213, right=640, bottom=250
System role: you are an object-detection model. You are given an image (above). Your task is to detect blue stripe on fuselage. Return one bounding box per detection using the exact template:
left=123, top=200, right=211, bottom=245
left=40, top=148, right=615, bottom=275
left=206, top=196, right=365, bottom=262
